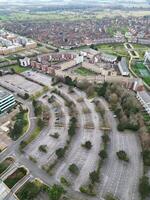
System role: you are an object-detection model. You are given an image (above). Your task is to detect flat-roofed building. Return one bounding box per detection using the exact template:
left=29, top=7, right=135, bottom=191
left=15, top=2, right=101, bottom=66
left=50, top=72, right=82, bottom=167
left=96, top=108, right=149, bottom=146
left=0, top=90, right=15, bottom=114
left=118, top=57, right=129, bottom=76
left=136, top=91, right=150, bottom=115
left=144, top=51, right=150, bottom=70
left=0, top=180, right=18, bottom=200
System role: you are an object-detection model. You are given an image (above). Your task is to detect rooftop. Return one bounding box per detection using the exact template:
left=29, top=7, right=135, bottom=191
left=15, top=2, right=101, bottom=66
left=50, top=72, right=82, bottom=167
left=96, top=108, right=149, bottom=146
left=0, top=90, right=12, bottom=101
left=119, top=57, right=129, bottom=73
left=0, top=180, right=18, bottom=200
left=137, top=91, right=150, bottom=104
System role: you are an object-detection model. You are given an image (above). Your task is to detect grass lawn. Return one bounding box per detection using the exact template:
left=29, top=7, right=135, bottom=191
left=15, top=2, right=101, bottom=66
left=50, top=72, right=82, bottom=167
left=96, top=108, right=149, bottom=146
left=23, top=112, right=29, bottom=133
left=74, top=67, right=97, bottom=76
left=96, top=44, right=129, bottom=57
left=11, top=65, right=29, bottom=73
left=0, top=157, right=14, bottom=175
left=132, top=62, right=150, bottom=86
left=4, top=167, right=27, bottom=188
left=25, top=126, right=41, bottom=146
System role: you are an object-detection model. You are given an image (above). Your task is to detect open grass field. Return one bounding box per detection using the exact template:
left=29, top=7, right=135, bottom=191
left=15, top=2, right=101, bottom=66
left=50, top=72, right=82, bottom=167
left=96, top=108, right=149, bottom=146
left=11, top=65, right=29, bottom=73
left=97, top=44, right=129, bottom=57
left=132, top=61, right=150, bottom=86
left=0, top=10, right=150, bottom=22
left=74, top=67, right=97, bottom=76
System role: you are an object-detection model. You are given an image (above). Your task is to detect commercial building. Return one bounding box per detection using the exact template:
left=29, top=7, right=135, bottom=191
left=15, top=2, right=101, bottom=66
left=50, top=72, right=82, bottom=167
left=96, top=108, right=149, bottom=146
left=136, top=91, right=150, bottom=115
left=0, top=90, right=15, bottom=114
left=118, top=57, right=129, bottom=76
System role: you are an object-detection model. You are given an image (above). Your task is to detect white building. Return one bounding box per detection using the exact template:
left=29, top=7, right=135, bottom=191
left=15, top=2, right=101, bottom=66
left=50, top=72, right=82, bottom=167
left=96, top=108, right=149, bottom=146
left=19, top=57, right=30, bottom=67
left=118, top=57, right=129, bottom=76
left=144, top=51, right=150, bottom=70
left=136, top=91, right=150, bottom=115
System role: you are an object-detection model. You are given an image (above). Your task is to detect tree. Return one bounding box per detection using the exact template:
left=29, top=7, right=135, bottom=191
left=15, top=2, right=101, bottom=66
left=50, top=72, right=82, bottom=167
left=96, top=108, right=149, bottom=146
left=116, top=150, right=129, bottom=162
left=48, top=184, right=65, bottom=200
left=37, top=118, right=45, bottom=129
left=89, top=171, right=99, bottom=184
left=96, top=82, right=108, bottom=97
left=65, top=76, right=75, bottom=86
left=82, top=141, right=92, bottom=150
left=102, top=134, right=110, bottom=144
left=99, top=150, right=108, bottom=160
left=142, top=150, right=150, bottom=166
left=56, top=148, right=65, bottom=158
left=68, top=164, right=79, bottom=175
left=39, top=145, right=47, bottom=153
left=139, top=176, right=150, bottom=199
left=105, top=193, right=119, bottom=200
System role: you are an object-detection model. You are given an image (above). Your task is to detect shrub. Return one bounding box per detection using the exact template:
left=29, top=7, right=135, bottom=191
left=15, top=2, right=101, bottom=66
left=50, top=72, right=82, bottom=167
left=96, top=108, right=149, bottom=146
left=82, top=141, right=92, bottom=150
left=68, top=164, right=79, bottom=175
left=39, top=145, right=48, bottom=153
left=56, top=148, right=65, bottom=158
left=89, top=171, right=99, bottom=184
left=116, top=150, right=129, bottom=162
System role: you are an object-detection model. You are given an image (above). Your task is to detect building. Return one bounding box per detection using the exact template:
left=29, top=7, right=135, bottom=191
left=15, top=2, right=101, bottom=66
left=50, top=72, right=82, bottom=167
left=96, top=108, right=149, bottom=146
left=118, top=57, right=129, bottom=76
left=19, top=57, right=30, bottom=67
left=0, top=90, right=15, bottom=114
left=144, top=51, right=150, bottom=70
left=0, top=180, right=18, bottom=200
left=136, top=91, right=150, bottom=115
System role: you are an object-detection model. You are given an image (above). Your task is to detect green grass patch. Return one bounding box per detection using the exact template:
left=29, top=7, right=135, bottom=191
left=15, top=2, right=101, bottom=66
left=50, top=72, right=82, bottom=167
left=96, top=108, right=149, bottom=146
left=74, top=67, right=97, bottom=76
left=11, top=65, right=29, bottom=73
left=0, top=157, right=14, bottom=175
left=132, top=62, right=150, bottom=86
left=4, top=167, right=27, bottom=188
left=97, top=44, right=128, bottom=57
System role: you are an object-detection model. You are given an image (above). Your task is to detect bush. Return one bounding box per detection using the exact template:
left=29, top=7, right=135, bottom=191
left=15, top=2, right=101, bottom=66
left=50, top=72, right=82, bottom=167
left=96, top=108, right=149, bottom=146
left=116, top=150, right=129, bottom=162
left=50, top=132, right=59, bottom=139
left=142, top=150, right=150, bottom=166
left=139, top=176, right=150, bottom=199
left=56, top=148, right=65, bottom=158
left=82, top=141, right=92, bottom=150
left=79, top=185, right=96, bottom=196
left=60, top=177, right=70, bottom=187
left=68, top=164, right=79, bottom=175
left=89, top=171, right=99, bottom=184
left=99, top=150, right=108, bottom=160
left=39, top=145, right=48, bottom=153
left=48, top=184, right=65, bottom=200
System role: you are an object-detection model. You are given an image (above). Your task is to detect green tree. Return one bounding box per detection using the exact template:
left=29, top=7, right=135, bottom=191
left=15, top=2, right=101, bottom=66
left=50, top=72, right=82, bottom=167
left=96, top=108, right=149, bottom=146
left=116, top=150, right=129, bottom=162
left=56, top=148, right=65, bottom=158
left=99, top=150, right=108, bottom=160
left=89, top=171, right=99, bottom=184
left=139, top=176, right=150, bottom=199
left=82, top=141, right=92, bottom=150
left=68, top=164, right=79, bottom=175
left=48, top=184, right=65, bottom=200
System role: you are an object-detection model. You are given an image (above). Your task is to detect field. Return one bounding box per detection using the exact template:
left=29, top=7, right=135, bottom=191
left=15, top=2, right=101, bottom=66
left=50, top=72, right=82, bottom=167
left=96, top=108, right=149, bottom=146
left=0, top=10, right=150, bottom=22
left=11, top=65, right=29, bottom=73
left=74, top=67, right=97, bottom=76
left=132, top=62, right=150, bottom=86
left=97, top=44, right=129, bottom=57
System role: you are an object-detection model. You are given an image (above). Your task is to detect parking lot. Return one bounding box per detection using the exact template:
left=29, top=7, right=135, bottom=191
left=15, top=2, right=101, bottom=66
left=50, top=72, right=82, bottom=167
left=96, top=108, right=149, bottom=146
left=22, top=71, right=52, bottom=87
left=0, top=74, right=43, bottom=96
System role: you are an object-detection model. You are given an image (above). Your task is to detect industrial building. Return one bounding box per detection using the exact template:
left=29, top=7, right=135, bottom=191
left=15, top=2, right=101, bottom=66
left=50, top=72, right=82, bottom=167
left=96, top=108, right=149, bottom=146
left=0, top=90, right=15, bottom=114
